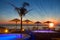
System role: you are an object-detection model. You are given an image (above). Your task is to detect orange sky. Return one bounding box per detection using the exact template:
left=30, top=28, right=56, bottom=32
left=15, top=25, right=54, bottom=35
left=0, top=19, right=59, bottom=25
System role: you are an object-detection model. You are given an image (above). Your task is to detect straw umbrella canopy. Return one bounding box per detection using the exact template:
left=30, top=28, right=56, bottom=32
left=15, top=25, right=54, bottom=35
left=10, top=18, right=20, bottom=22
left=44, top=21, right=53, bottom=25
left=10, top=18, right=20, bottom=29
left=23, top=19, right=32, bottom=24
left=35, top=21, right=41, bottom=24
left=35, top=21, right=41, bottom=23
left=44, top=21, right=52, bottom=23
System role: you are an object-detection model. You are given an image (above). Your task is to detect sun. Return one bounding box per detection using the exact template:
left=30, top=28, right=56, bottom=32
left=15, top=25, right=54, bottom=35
left=48, top=18, right=58, bottom=25
left=49, top=23, right=54, bottom=28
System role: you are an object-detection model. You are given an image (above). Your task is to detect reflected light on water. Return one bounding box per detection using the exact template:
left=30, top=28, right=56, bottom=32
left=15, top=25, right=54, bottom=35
left=0, top=34, right=30, bottom=40
left=32, top=30, right=56, bottom=33
left=4, top=29, right=8, bottom=33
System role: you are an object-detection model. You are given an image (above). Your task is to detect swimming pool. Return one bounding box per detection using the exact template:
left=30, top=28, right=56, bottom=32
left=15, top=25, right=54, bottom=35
left=32, top=30, right=56, bottom=33
left=0, top=34, right=30, bottom=40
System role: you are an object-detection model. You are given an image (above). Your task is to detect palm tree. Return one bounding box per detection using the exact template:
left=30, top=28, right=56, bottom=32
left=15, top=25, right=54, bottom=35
left=10, top=18, right=20, bottom=29
left=18, top=2, right=30, bottom=31
left=9, top=2, right=30, bottom=32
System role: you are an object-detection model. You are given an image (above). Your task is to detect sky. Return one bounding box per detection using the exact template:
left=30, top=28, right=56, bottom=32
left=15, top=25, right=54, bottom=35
left=0, top=0, right=60, bottom=24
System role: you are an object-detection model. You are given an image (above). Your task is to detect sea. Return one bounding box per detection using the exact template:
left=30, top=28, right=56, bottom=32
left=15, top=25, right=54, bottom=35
left=0, top=24, right=60, bottom=30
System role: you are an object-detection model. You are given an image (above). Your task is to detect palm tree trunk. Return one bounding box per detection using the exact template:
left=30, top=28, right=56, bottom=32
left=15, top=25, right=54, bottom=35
left=20, top=15, right=22, bottom=32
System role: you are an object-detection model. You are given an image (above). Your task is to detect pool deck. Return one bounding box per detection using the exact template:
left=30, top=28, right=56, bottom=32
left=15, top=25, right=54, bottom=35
left=0, top=30, right=60, bottom=40
left=32, top=31, right=60, bottom=40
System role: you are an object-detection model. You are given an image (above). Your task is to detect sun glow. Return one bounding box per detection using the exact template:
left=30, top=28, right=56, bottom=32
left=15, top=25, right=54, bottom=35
left=49, top=23, right=54, bottom=28
left=49, top=18, right=58, bottom=25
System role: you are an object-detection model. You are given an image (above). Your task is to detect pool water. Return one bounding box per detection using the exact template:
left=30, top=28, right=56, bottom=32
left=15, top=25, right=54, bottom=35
left=32, top=30, right=56, bottom=33
left=0, top=34, right=30, bottom=40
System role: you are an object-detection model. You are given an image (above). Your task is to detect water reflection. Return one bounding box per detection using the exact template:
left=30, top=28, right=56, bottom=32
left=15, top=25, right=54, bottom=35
left=0, top=34, right=30, bottom=40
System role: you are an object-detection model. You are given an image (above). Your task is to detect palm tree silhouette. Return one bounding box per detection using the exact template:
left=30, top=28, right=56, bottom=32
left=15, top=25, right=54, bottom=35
left=9, top=2, right=30, bottom=32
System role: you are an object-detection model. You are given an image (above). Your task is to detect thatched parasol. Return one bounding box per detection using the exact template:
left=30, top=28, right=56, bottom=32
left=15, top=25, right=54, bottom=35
left=35, top=21, right=41, bottom=30
left=10, top=18, right=20, bottom=29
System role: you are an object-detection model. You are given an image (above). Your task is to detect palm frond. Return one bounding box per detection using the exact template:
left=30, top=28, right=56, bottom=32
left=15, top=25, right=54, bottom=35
left=23, top=2, right=30, bottom=7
